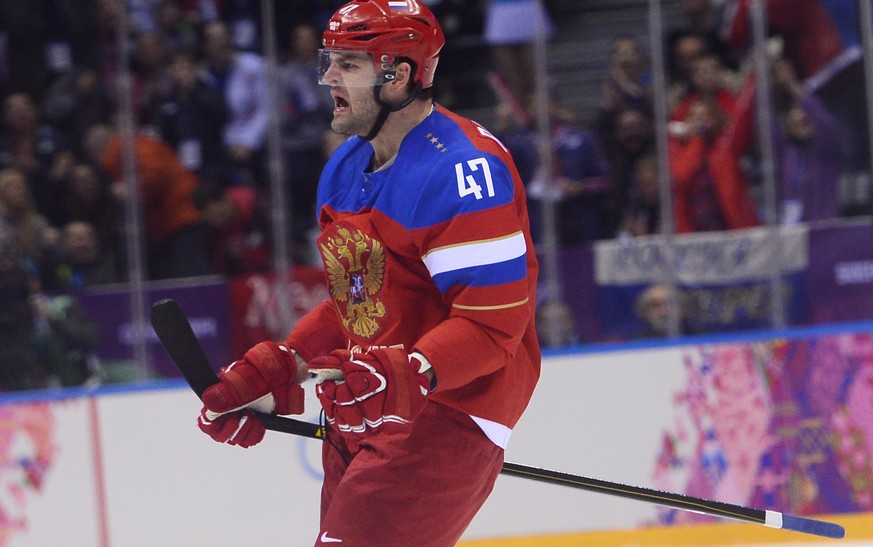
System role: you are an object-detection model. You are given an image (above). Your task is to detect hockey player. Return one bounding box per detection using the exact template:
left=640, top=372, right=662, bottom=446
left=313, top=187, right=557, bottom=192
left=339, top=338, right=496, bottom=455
left=196, top=1, right=541, bottom=545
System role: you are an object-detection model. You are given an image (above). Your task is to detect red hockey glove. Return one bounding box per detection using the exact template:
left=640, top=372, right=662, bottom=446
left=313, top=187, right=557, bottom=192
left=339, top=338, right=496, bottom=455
left=197, top=407, right=265, bottom=448
left=306, top=348, right=431, bottom=439
left=198, top=342, right=304, bottom=448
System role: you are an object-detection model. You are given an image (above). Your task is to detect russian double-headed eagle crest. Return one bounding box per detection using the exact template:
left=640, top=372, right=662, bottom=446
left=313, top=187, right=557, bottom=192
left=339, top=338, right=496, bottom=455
left=320, top=225, right=386, bottom=338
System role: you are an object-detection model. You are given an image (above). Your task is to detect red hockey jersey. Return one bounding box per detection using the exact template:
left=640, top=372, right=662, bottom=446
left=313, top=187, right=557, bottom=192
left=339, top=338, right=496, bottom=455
left=285, top=104, right=541, bottom=446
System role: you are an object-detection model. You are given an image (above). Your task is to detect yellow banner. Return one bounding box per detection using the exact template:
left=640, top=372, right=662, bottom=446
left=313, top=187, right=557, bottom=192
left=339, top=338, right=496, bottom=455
left=460, top=513, right=872, bottom=546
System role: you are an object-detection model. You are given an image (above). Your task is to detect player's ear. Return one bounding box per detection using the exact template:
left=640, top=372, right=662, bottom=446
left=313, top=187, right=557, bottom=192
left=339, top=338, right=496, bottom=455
left=389, top=61, right=414, bottom=93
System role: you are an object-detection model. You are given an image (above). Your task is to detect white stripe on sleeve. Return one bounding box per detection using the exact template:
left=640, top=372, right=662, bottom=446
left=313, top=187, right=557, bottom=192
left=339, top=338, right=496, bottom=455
left=422, top=232, right=526, bottom=277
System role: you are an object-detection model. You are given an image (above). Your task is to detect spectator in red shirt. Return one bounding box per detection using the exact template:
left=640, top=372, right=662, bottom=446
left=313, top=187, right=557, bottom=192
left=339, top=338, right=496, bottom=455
left=668, top=77, right=760, bottom=233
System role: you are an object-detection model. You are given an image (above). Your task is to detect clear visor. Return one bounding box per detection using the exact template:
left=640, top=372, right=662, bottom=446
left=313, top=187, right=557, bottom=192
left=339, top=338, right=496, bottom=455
left=317, top=49, right=395, bottom=87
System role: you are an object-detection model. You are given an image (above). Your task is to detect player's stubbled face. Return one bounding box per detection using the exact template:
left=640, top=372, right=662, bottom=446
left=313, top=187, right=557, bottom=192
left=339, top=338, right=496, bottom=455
left=321, top=51, right=383, bottom=137
left=330, top=84, right=382, bottom=137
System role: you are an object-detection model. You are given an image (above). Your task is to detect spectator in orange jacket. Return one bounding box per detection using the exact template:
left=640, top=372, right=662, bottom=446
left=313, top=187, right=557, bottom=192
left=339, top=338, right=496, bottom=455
left=668, top=75, right=760, bottom=233
left=84, top=123, right=210, bottom=280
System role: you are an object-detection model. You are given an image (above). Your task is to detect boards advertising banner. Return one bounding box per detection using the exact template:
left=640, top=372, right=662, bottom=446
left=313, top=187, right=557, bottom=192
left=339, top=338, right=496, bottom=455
left=227, top=266, right=329, bottom=358
left=652, top=331, right=873, bottom=527
left=77, top=281, right=231, bottom=379
left=593, top=226, right=809, bottom=339
left=807, top=221, right=873, bottom=324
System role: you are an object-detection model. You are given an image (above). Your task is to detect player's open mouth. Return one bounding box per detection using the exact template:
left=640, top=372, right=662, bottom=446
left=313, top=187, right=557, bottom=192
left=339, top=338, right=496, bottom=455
left=333, top=96, right=349, bottom=112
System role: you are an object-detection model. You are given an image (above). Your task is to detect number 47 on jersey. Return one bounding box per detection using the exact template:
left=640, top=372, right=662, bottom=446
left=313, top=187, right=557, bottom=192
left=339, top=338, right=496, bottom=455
left=455, top=157, right=495, bottom=200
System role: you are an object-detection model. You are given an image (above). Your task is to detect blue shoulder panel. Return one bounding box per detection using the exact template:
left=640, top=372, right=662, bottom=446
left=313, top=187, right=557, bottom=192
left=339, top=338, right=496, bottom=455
left=317, top=110, right=518, bottom=231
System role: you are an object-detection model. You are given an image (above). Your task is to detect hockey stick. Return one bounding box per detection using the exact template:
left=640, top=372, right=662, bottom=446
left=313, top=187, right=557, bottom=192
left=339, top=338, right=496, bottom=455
left=148, top=298, right=322, bottom=439
left=149, top=298, right=845, bottom=540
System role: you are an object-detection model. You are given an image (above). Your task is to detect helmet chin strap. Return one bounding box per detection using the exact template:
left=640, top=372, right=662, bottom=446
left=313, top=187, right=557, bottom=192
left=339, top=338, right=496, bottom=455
left=362, top=80, right=423, bottom=141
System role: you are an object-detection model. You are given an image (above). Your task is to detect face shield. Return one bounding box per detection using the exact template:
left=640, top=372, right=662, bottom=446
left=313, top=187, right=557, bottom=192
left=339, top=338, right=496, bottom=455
left=317, top=49, right=397, bottom=88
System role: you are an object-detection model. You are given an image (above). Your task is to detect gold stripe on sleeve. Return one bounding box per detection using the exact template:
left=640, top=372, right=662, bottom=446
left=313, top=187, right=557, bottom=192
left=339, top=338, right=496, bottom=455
left=452, top=298, right=529, bottom=311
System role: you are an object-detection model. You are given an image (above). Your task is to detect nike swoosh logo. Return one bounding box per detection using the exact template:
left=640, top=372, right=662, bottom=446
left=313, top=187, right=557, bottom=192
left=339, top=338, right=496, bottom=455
left=320, top=531, right=343, bottom=543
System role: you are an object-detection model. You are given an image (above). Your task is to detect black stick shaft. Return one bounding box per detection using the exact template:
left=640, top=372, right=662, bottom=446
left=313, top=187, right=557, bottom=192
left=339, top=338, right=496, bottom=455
left=149, top=298, right=323, bottom=438
left=500, top=461, right=761, bottom=522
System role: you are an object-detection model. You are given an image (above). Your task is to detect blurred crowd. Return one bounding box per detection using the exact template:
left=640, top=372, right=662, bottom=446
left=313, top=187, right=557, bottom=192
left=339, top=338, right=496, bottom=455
left=496, top=0, right=867, bottom=254
left=0, top=0, right=868, bottom=383
left=0, top=0, right=362, bottom=292
left=494, top=0, right=867, bottom=347
left=0, top=0, right=353, bottom=390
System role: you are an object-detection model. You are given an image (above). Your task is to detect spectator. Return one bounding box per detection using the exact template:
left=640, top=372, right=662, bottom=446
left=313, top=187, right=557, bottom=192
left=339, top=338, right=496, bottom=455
left=618, top=153, right=662, bottom=237
left=278, top=23, right=336, bottom=260
left=0, top=233, right=43, bottom=391
left=670, top=52, right=739, bottom=122
left=801, top=0, right=869, bottom=198
left=0, top=92, right=75, bottom=220
left=482, top=0, right=553, bottom=104
left=50, top=163, right=123, bottom=253
left=725, top=0, right=865, bottom=186
left=30, top=288, right=101, bottom=387
left=41, top=68, right=113, bottom=155
left=771, top=58, right=842, bottom=223
left=155, top=0, right=200, bottom=53
left=633, top=283, right=689, bottom=338
left=600, top=35, right=652, bottom=116
left=147, top=50, right=229, bottom=182
left=131, top=30, right=174, bottom=124
left=673, top=0, right=724, bottom=36
left=500, top=96, right=612, bottom=246
left=0, top=167, right=57, bottom=279
left=597, top=107, right=656, bottom=237
left=724, top=0, right=845, bottom=84
left=194, top=179, right=269, bottom=276
left=665, top=31, right=710, bottom=111
left=536, top=299, right=581, bottom=348
left=50, top=220, right=119, bottom=290
left=667, top=76, right=760, bottom=233
left=222, top=0, right=262, bottom=53
left=666, top=0, right=737, bottom=73
left=83, top=123, right=210, bottom=280
left=200, top=19, right=269, bottom=186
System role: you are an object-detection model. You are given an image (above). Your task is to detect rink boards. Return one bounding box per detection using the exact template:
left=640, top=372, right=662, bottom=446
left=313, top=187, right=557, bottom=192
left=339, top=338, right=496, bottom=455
left=1, top=321, right=872, bottom=546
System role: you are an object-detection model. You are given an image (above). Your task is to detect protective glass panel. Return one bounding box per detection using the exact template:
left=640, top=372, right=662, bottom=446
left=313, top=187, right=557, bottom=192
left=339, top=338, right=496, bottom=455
left=317, top=49, right=392, bottom=87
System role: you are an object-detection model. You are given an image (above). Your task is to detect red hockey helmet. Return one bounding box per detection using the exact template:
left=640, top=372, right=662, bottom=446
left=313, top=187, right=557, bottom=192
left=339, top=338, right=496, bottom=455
left=321, top=0, right=445, bottom=89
